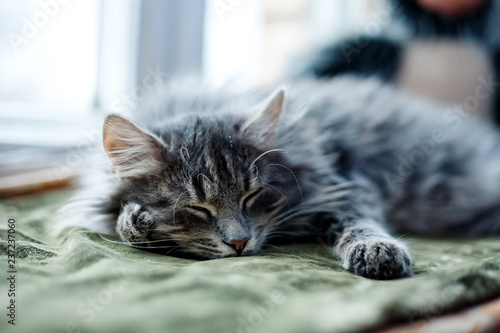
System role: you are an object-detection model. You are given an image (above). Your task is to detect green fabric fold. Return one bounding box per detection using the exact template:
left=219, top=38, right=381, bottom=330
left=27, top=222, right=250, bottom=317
left=1, top=190, right=500, bottom=333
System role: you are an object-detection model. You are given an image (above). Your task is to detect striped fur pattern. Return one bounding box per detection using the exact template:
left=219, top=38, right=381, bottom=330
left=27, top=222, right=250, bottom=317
left=61, top=76, right=500, bottom=279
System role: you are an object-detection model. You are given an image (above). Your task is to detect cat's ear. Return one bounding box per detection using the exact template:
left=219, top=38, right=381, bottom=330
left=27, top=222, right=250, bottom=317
left=103, top=114, right=166, bottom=179
left=242, top=89, right=284, bottom=147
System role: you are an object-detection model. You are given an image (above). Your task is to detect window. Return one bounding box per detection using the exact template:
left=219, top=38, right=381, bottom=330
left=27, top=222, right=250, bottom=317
left=0, top=0, right=370, bottom=195
left=0, top=0, right=100, bottom=114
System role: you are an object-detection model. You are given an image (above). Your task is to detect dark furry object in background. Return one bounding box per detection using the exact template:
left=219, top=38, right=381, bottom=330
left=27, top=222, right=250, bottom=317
left=295, top=0, right=500, bottom=125
left=303, top=37, right=401, bottom=83
left=393, top=0, right=493, bottom=38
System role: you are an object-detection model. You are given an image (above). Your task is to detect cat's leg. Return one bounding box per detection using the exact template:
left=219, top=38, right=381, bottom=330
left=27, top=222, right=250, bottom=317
left=334, top=219, right=413, bottom=279
left=116, top=203, right=154, bottom=243
left=315, top=180, right=413, bottom=279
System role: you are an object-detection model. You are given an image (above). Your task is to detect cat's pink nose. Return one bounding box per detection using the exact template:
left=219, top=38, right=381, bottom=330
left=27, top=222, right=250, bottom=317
left=228, top=238, right=249, bottom=253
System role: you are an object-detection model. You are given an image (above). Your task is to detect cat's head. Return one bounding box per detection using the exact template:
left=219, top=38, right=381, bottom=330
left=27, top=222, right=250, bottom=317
left=103, top=90, right=297, bottom=258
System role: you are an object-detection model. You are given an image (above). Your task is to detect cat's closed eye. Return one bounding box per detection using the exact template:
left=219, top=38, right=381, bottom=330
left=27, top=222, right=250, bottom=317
left=187, top=205, right=213, bottom=220
left=241, top=188, right=264, bottom=211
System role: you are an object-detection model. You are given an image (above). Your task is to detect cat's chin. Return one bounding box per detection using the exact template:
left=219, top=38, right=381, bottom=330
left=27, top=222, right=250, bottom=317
left=150, top=248, right=252, bottom=260
left=141, top=240, right=262, bottom=260
left=191, top=247, right=261, bottom=260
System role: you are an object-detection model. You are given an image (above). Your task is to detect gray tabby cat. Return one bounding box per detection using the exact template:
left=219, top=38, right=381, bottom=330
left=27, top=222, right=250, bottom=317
left=64, top=76, right=500, bottom=280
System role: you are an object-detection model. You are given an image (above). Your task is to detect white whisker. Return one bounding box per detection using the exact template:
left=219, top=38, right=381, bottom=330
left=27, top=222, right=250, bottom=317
left=248, top=148, right=288, bottom=170
left=180, top=147, right=193, bottom=170
left=99, top=235, right=179, bottom=249
left=198, top=173, right=213, bottom=185
left=265, top=163, right=304, bottom=203
left=173, top=192, right=186, bottom=225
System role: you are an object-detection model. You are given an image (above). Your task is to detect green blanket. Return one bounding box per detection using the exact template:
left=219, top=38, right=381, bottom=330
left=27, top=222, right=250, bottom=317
left=1, top=190, right=500, bottom=333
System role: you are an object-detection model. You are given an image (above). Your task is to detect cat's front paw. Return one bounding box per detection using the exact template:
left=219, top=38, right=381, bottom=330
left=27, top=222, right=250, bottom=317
left=341, top=239, right=413, bottom=280
left=116, top=203, right=154, bottom=243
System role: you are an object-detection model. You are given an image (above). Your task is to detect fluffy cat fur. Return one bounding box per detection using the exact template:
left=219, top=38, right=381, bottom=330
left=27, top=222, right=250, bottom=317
left=60, top=76, right=500, bottom=280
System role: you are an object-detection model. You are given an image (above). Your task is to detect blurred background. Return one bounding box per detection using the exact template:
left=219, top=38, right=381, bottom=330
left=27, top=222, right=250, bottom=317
left=1, top=0, right=500, bottom=196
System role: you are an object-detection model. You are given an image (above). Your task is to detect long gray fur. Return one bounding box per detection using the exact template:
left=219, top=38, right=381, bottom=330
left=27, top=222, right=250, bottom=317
left=60, top=75, right=500, bottom=280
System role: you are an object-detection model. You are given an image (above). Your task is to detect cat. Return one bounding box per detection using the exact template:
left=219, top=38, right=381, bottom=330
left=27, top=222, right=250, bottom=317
left=61, top=76, right=500, bottom=280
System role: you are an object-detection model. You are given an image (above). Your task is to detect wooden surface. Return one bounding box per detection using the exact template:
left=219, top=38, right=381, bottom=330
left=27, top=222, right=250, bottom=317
left=0, top=145, right=82, bottom=197
left=378, top=297, right=500, bottom=333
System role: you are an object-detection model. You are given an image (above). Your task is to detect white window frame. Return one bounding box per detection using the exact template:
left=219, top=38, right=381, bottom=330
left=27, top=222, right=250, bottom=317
left=0, top=0, right=207, bottom=147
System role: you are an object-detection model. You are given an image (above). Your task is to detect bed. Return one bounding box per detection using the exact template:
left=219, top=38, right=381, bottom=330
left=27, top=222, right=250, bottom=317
left=1, top=189, right=500, bottom=333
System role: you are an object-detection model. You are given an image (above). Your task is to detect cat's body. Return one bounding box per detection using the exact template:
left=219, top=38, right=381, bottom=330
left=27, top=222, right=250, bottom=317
left=63, top=76, right=500, bottom=280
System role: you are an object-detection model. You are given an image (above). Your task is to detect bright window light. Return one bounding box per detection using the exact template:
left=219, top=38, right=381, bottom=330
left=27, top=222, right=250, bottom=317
left=0, top=0, right=100, bottom=114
